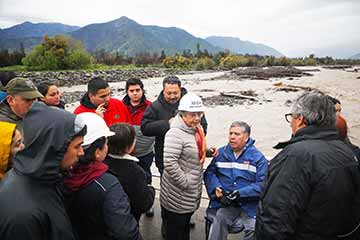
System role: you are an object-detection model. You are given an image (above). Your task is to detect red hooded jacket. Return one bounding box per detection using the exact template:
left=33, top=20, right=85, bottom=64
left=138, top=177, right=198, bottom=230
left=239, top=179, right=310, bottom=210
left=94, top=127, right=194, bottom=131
left=122, top=95, right=151, bottom=126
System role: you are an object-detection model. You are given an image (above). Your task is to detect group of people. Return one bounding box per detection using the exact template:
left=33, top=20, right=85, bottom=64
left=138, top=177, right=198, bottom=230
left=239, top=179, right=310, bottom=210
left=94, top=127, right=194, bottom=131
left=0, top=71, right=359, bottom=240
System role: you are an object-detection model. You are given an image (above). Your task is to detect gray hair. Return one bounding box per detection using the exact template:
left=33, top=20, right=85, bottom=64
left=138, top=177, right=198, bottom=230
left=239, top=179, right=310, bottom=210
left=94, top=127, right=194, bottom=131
left=291, top=90, right=336, bottom=127
left=230, top=121, right=251, bottom=136
left=162, top=75, right=181, bottom=88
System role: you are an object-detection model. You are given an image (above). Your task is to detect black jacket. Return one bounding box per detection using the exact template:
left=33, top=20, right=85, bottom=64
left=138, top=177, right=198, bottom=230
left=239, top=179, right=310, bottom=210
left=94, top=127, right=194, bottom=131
left=66, top=171, right=143, bottom=240
left=256, top=126, right=360, bottom=240
left=104, top=154, right=155, bottom=222
left=141, top=88, right=208, bottom=169
left=0, top=102, right=79, bottom=240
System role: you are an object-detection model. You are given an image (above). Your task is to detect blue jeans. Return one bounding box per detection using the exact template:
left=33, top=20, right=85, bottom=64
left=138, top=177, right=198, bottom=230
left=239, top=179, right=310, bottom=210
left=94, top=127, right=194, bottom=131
left=137, top=152, right=154, bottom=185
left=208, top=207, right=255, bottom=240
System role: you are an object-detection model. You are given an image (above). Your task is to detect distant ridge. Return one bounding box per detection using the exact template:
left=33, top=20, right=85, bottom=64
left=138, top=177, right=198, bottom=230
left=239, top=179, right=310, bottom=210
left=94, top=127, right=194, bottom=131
left=206, top=36, right=283, bottom=57
left=0, top=21, right=80, bottom=39
left=69, top=16, right=221, bottom=55
left=350, top=53, right=360, bottom=59
left=0, top=17, right=282, bottom=58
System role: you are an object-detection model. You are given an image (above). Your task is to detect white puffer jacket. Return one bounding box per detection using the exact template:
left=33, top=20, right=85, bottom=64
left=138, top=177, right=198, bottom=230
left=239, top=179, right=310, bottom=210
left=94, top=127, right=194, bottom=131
left=160, top=114, right=203, bottom=214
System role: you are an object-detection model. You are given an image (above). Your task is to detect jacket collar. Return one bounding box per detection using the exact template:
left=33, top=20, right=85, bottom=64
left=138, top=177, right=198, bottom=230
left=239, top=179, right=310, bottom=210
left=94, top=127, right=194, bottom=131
left=107, top=153, right=139, bottom=162
left=224, top=138, right=255, bottom=160
left=0, top=102, right=22, bottom=122
left=274, top=125, right=339, bottom=149
left=122, top=94, right=146, bottom=107
left=80, top=93, right=97, bottom=109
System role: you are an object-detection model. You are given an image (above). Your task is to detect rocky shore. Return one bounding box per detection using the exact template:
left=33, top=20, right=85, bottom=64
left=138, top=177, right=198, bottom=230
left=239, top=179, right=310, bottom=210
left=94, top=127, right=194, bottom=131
left=16, top=68, right=190, bottom=87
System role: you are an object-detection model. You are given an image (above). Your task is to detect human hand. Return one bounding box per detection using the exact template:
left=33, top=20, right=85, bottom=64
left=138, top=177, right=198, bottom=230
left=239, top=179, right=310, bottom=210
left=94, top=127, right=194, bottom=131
left=206, top=147, right=218, bottom=157
left=210, top=147, right=218, bottom=157
left=215, top=187, right=223, bottom=198
left=95, top=103, right=106, bottom=118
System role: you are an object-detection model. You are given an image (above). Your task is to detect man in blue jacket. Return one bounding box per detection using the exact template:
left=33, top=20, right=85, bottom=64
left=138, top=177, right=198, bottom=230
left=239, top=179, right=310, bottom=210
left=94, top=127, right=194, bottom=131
left=204, top=121, right=268, bottom=240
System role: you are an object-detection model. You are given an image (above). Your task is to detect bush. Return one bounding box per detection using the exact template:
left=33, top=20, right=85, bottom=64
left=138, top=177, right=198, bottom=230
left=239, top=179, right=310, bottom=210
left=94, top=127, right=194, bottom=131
left=275, top=56, right=291, bottom=66
left=162, top=56, right=192, bottom=69
left=194, top=57, right=216, bottom=70
left=219, top=55, right=249, bottom=69
left=22, top=35, right=92, bottom=70
left=304, top=58, right=317, bottom=66
left=290, top=59, right=305, bottom=66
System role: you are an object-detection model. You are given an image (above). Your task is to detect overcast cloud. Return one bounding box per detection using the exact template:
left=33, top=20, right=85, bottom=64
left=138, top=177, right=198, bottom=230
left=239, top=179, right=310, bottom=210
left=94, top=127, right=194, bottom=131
left=0, top=0, right=359, bottom=57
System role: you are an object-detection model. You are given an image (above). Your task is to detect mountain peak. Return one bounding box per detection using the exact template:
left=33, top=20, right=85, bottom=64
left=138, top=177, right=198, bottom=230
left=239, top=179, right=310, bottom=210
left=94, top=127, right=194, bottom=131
left=22, top=21, right=33, bottom=25
left=111, top=16, right=138, bottom=25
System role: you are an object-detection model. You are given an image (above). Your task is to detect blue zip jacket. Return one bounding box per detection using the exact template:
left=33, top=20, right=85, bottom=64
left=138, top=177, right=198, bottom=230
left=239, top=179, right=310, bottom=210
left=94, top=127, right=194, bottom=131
left=204, top=138, right=268, bottom=218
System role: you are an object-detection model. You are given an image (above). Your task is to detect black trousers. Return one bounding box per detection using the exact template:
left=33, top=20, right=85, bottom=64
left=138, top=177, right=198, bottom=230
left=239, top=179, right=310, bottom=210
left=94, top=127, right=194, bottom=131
left=161, top=206, right=194, bottom=240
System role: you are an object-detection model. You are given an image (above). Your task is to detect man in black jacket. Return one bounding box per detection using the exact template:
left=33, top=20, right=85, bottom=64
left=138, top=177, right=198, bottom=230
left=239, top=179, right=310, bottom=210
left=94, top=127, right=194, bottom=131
left=256, top=91, right=360, bottom=240
left=141, top=75, right=207, bottom=176
left=0, top=102, right=87, bottom=240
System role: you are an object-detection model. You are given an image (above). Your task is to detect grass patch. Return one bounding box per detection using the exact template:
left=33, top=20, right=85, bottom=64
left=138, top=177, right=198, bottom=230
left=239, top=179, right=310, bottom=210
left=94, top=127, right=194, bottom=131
left=0, top=65, right=28, bottom=72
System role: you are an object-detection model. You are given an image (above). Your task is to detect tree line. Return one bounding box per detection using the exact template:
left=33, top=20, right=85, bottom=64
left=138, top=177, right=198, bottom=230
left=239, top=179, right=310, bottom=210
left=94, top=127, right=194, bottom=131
left=0, top=35, right=359, bottom=71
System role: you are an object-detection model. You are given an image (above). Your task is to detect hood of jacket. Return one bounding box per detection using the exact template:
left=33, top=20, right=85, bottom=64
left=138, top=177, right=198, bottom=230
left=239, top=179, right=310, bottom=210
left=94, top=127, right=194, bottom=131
left=274, top=125, right=339, bottom=149
left=79, top=93, right=97, bottom=109
left=171, top=113, right=197, bottom=135
left=0, top=122, right=16, bottom=180
left=13, top=102, right=82, bottom=183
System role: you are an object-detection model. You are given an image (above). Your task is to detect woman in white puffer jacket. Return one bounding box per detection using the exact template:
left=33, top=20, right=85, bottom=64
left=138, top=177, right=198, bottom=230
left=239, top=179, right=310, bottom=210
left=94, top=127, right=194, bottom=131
left=160, top=93, right=216, bottom=240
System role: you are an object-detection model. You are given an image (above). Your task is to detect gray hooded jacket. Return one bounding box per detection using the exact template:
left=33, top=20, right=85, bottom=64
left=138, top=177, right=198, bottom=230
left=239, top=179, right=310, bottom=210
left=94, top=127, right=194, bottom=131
left=0, top=102, right=84, bottom=240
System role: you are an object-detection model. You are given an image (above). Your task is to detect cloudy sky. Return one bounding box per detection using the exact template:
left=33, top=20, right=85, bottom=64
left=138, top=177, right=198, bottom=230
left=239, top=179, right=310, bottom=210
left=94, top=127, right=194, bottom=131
left=1, top=0, right=359, bottom=58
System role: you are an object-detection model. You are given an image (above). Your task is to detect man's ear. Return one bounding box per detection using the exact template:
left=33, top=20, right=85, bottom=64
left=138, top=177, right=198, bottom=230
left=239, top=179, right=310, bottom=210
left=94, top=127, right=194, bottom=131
left=297, top=115, right=307, bottom=128
left=6, top=95, right=14, bottom=105
left=94, top=148, right=101, bottom=162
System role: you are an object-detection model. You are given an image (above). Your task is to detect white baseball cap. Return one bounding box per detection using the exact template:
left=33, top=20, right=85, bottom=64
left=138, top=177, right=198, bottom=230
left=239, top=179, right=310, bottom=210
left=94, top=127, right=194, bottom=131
left=178, top=93, right=204, bottom=112
left=77, top=112, right=115, bottom=146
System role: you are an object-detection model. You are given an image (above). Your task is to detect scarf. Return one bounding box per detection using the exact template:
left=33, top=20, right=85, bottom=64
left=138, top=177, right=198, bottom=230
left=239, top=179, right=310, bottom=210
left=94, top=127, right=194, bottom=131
left=195, top=126, right=206, bottom=165
left=64, top=161, right=108, bottom=192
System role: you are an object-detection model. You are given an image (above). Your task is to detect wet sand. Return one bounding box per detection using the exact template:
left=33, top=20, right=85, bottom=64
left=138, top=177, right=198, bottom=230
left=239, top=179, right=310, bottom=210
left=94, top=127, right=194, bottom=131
left=62, top=67, right=360, bottom=159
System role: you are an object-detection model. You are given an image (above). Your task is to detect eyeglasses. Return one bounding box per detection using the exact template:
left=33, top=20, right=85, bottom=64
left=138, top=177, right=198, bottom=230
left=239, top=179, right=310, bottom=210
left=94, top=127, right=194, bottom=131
left=285, top=113, right=292, bottom=123
left=188, top=112, right=204, bottom=118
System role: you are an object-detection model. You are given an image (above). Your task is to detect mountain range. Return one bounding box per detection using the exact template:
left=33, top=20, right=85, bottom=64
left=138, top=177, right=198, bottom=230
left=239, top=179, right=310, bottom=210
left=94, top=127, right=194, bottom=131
left=350, top=53, right=360, bottom=59
left=0, top=21, right=79, bottom=39
left=0, top=16, right=283, bottom=57
left=206, top=36, right=283, bottom=57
